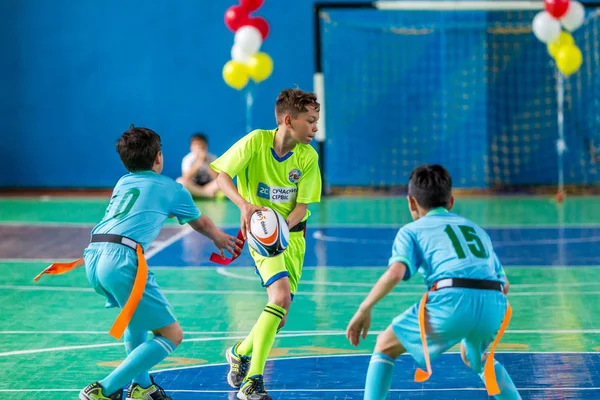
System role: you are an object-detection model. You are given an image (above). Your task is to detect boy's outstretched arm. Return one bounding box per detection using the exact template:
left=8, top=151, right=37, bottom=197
left=216, top=172, right=266, bottom=239
left=188, top=215, right=243, bottom=258
left=346, top=262, right=407, bottom=346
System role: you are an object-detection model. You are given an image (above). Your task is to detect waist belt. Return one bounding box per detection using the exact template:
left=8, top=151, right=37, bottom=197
left=289, top=220, right=306, bottom=233
left=414, top=278, right=511, bottom=397
left=90, top=234, right=141, bottom=252
left=431, top=278, right=503, bottom=292
left=90, top=234, right=148, bottom=340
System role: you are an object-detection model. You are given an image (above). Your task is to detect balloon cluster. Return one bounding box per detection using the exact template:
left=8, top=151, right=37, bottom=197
left=222, top=0, right=273, bottom=90
left=532, top=0, right=585, bottom=76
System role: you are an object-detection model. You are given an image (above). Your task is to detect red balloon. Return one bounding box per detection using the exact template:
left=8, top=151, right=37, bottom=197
left=240, top=0, right=264, bottom=12
left=246, top=17, right=270, bottom=40
left=544, top=0, right=570, bottom=19
left=224, top=5, right=249, bottom=32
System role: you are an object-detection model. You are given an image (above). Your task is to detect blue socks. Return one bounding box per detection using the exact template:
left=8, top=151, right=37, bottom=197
left=479, top=360, right=521, bottom=400
left=100, top=336, right=175, bottom=395
left=364, top=352, right=395, bottom=400
left=124, top=328, right=152, bottom=388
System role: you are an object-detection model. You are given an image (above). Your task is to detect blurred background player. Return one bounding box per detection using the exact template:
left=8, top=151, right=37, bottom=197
left=346, top=164, right=520, bottom=400
left=211, top=88, right=322, bottom=400
left=177, top=133, right=220, bottom=199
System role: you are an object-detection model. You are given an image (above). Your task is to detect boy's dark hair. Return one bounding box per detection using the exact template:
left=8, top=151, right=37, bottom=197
left=275, top=89, right=320, bottom=124
left=408, top=164, right=453, bottom=209
left=191, top=133, right=208, bottom=145
left=116, top=125, right=162, bottom=172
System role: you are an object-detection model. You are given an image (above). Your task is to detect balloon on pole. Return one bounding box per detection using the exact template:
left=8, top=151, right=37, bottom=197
left=224, top=5, right=249, bottom=32
left=544, top=0, right=570, bottom=19
left=547, top=31, right=574, bottom=58
left=239, top=0, right=264, bottom=12
left=247, top=17, right=270, bottom=40
left=234, top=26, right=263, bottom=57
left=222, top=61, right=249, bottom=90
left=247, top=53, right=273, bottom=82
left=555, top=44, right=583, bottom=76
left=560, top=1, right=585, bottom=32
left=532, top=11, right=562, bottom=43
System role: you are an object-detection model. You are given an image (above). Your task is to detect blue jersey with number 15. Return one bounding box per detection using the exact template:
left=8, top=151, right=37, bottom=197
left=389, top=207, right=505, bottom=289
left=91, top=171, right=200, bottom=251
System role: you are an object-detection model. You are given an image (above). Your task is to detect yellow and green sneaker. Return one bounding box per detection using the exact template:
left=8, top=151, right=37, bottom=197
left=79, top=382, right=123, bottom=400
left=126, top=377, right=172, bottom=400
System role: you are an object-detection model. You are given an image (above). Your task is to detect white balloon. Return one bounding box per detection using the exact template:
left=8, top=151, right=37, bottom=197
left=561, top=1, right=585, bottom=32
left=234, top=26, right=263, bottom=56
left=231, top=45, right=252, bottom=64
left=532, top=11, right=562, bottom=44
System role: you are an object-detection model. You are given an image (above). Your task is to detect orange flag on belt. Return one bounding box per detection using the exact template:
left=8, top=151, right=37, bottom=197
left=33, top=258, right=84, bottom=282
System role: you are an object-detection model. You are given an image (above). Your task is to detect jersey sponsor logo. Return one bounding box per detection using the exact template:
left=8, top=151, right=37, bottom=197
left=257, top=182, right=297, bottom=203
left=288, top=168, right=302, bottom=183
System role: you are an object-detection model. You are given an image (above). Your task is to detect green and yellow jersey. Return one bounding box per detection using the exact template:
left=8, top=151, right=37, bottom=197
left=211, top=129, right=322, bottom=220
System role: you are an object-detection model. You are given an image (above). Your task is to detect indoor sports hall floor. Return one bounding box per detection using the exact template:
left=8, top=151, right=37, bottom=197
left=1, top=196, right=599, bottom=399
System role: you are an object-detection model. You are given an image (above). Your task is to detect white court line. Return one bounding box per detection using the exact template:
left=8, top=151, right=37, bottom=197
left=144, top=226, right=194, bottom=259
left=0, top=258, right=76, bottom=264
left=1, top=387, right=598, bottom=393
left=4, top=284, right=600, bottom=297
left=0, top=329, right=339, bottom=336
left=216, top=266, right=375, bottom=287
left=2, top=329, right=600, bottom=336
left=0, top=221, right=97, bottom=228
left=215, top=267, right=600, bottom=290
left=3, top=331, right=600, bottom=357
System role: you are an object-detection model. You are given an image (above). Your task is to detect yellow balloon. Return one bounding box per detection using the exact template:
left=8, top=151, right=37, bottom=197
left=556, top=44, right=583, bottom=76
left=247, top=53, right=273, bottom=83
left=547, top=31, right=574, bottom=59
left=222, top=60, right=249, bottom=90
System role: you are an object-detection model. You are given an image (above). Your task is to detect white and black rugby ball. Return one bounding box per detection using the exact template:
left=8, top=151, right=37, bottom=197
left=247, top=208, right=290, bottom=257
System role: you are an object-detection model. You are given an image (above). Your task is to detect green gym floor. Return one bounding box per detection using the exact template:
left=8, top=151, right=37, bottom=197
left=1, top=196, right=599, bottom=399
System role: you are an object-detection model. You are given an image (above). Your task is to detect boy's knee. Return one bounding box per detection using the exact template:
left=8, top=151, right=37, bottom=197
left=155, top=323, right=184, bottom=347
left=373, top=328, right=403, bottom=359
left=267, top=279, right=292, bottom=310
left=167, top=327, right=184, bottom=347
left=270, top=292, right=291, bottom=310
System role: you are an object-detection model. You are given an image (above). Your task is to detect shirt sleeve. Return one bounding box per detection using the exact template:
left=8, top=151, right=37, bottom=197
left=388, top=227, right=419, bottom=280
left=296, top=155, right=322, bottom=204
left=210, top=131, right=259, bottom=178
left=182, top=153, right=195, bottom=174
left=169, top=184, right=201, bottom=225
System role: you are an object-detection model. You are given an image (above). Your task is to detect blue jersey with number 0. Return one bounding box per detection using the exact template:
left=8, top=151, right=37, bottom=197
left=91, top=171, right=200, bottom=250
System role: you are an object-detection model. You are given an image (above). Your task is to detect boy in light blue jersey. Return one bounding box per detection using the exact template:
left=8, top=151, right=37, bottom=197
left=78, top=126, right=242, bottom=400
left=346, top=164, right=520, bottom=400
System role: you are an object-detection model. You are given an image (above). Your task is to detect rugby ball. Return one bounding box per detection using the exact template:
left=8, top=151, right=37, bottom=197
left=247, top=208, right=290, bottom=257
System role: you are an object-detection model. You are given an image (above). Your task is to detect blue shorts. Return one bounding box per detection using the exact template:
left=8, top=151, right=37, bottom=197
left=83, top=242, right=176, bottom=332
left=392, top=288, right=507, bottom=373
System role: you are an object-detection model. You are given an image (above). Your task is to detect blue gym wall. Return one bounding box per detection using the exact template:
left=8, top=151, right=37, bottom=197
left=1, top=1, right=598, bottom=188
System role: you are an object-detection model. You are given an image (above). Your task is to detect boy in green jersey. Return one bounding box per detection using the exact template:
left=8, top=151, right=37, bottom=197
left=211, top=88, right=322, bottom=400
